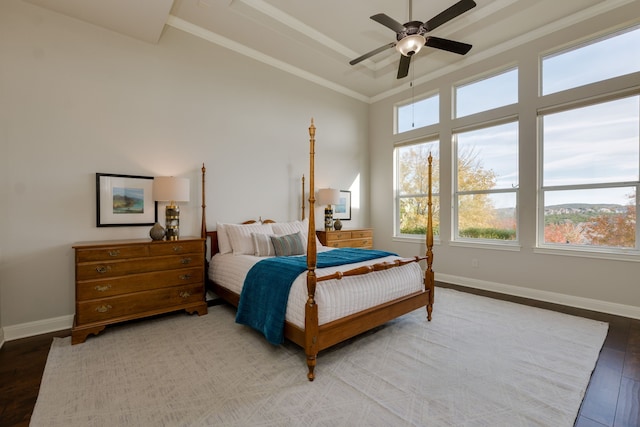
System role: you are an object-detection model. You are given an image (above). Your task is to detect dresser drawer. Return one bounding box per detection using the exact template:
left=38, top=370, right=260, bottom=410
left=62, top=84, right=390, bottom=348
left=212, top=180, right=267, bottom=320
left=76, top=245, right=149, bottom=262
left=325, top=238, right=373, bottom=249
left=77, top=255, right=204, bottom=280
left=76, top=283, right=204, bottom=324
left=350, top=230, right=372, bottom=239
left=148, top=240, right=203, bottom=256
left=76, top=267, right=203, bottom=300
left=327, top=231, right=352, bottom=241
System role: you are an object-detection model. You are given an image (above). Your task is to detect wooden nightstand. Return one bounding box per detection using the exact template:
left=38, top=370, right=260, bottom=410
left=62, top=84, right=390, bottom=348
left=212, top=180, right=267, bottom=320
left=316, top=228, right=373, bottom=249
left=71, top=237, right=207, bottom=344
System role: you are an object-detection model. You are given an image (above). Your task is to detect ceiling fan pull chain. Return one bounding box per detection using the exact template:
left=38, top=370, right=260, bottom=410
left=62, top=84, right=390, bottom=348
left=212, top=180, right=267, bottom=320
left=411, top=80, right=415, bottom=129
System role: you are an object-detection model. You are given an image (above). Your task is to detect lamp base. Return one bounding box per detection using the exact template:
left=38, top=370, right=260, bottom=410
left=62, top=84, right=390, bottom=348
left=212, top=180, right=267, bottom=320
left=324, top=206, right=333, bottom=231
left=165, top=204, right=180, bottom=241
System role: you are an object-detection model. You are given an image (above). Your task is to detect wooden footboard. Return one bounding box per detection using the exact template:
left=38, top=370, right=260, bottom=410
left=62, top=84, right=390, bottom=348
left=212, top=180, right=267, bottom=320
left=201, top=119, right=434, bottom=381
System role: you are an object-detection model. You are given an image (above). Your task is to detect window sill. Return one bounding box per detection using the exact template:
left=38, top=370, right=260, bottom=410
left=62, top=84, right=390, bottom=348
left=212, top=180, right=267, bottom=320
left=534, top=246, right=640, bottom=262
left=449, top=240, right=521, bottom=252
left=392, top=235, right=441, bottom=245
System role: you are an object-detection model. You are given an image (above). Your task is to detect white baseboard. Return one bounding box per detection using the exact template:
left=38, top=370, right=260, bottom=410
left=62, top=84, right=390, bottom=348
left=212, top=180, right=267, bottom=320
left=2, top=314, right=74, bottom=342
left=2, top=276, right=639, bottom=342
left=437, top=273, right=640, bottom=320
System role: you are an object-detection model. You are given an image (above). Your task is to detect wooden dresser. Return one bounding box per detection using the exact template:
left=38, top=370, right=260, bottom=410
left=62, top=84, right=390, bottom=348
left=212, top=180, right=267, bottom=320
left=316, top=228, right=373, bottom=249
left=72, top=237, right=207, bottom=344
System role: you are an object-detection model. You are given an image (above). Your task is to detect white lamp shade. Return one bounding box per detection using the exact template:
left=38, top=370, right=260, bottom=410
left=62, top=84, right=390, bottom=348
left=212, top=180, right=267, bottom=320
left=317, top=188, right=340, bottom=206
left=154, top=177, right=190, bottom=202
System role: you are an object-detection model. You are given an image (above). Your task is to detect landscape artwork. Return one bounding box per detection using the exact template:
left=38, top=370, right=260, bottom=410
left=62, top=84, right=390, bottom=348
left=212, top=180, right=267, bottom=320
left=112, top=187, right=145, bottom=214
left=96, top=173, right=157, bottom=227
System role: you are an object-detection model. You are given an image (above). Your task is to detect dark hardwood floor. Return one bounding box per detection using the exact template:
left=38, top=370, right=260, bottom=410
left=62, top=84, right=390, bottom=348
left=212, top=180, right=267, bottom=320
left=0, top=283, right=638, bottom=427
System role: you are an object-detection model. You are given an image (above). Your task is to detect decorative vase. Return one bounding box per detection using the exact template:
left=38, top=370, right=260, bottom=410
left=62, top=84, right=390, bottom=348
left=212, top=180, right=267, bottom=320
left=149, top=222, right=165, bottom=241
left=333, top=218, right=343, bottom=230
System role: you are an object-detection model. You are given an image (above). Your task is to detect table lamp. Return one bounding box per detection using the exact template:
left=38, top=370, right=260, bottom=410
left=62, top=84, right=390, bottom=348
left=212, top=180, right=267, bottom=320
left=318, top=188, right=340, bottom=230
left=153, top=177, right=190, bottom=240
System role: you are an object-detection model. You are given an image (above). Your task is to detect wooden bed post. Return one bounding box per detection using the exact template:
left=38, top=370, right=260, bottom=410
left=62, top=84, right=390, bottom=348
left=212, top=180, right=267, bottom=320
left=201, top=163, right=207, bottom=262
left=301, top=174, right=305, bottom=220
left=305, top=119, right=319, bottom=381
left=426, top=154, right=435, bottom=321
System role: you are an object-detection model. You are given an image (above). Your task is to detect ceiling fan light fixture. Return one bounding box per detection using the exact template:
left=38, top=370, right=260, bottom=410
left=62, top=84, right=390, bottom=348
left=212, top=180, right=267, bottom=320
left=396, top=34, right=426, bottom=56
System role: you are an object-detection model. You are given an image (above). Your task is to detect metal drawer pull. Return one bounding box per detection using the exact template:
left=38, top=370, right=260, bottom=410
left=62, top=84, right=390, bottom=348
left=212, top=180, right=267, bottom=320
left=179, top=274, right=192, bottom=280
left=95, top=304, right=112, bottom=313
left=180, top=257, right=192, bottom=264
left=95, top=265, right=112, bottom=274
left=173, top=246, right=184, bottom=252
left=108, top=250, right=120, bottom=257
left=94, top=284, right=112, bottom=292
left=179, top=291, right=192, bottom=299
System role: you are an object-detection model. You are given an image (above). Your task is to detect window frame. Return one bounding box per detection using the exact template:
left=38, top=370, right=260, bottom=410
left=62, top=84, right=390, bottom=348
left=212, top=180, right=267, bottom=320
left=537, top=93, right=640, bottom=256
left=394, top=137, right=440, bottom=240
left=452, top=119, right=520, bottom=245
left=394, top=90, right=440, bottom=135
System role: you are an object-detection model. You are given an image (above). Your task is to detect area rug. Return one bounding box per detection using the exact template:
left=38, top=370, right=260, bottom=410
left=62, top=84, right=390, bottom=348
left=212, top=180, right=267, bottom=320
left=31, top=288, right=608, bottom=426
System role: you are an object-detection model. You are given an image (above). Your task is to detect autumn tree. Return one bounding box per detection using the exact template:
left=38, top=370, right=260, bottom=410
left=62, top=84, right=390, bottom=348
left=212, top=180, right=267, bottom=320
left=456, top=146, right=498, bottom=231
left=544, top=221, right=585, bottom=244
left=398, top=144, right=497, bottom=235
left=398, top=144, right=440, bottom=234
left=583, top=191, right=636, bottom=247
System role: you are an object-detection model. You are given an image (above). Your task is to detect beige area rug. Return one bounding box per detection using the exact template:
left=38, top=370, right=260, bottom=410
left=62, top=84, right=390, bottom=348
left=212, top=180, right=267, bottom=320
left=31, top=288, right=608, bottom=426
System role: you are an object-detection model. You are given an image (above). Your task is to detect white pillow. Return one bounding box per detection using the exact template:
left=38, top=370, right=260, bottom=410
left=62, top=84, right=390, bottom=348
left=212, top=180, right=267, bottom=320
left=226, top=222, right=274, bottom=255
left=251, top=232, right=276, bottom=257
left=216, top=222, right=233, bottom=254
left=272, top=218, right=323, bottom=249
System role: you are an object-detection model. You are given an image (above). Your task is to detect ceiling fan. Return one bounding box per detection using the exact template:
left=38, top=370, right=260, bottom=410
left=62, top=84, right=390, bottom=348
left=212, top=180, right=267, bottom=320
left=349, top=0, right=477, bottom=79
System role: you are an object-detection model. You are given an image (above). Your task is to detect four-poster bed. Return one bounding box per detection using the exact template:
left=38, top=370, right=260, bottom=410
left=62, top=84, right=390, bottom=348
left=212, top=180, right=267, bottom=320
left=201, top=119, right=434, bottom=381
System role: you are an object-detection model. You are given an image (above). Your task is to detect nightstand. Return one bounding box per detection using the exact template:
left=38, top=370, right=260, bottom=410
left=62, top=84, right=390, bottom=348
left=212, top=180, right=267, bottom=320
left=316, top=228, right=373, bottom=249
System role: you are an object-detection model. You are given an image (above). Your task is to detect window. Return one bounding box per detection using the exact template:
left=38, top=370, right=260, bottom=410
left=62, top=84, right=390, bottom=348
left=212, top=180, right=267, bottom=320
left=452, top=67, right=519, bottom=243
left=542, top=26, right=640, bottom=95
left=455, top=68, right=518, bottom=118
left=540, top=96, right=639, bottom=251
left=454, top=121, right=519, bottom=241
left=396, top=93, right=439, bottom=134
left=395, top=140, right=439, bottom=238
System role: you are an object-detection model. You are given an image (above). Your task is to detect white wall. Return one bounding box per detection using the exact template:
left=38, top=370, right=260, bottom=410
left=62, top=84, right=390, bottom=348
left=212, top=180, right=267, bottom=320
left=0, top=0, right=369, bottom=338
left=370, top=4, right=640, bottom=318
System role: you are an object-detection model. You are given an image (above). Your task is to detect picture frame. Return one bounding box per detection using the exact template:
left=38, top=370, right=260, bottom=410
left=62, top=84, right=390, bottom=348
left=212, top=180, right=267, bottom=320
left=96, top=173, right=157, bottom=227
left=333, top=190, right=351, bottom=220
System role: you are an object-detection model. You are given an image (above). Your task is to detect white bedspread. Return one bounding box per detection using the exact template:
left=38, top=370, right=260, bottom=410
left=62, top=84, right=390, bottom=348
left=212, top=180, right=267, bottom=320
left=209, top=248, right=424, bottom=328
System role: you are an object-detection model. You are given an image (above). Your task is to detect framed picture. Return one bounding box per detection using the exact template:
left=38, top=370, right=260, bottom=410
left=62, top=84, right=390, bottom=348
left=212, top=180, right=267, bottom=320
left=334, top=190, right=351, bottom=220
left=96, top=173, right=157, bottom=227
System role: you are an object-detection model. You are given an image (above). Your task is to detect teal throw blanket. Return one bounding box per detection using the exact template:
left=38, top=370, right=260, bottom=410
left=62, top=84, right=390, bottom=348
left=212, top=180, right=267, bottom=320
left=236, top=248, right=396, bottom=345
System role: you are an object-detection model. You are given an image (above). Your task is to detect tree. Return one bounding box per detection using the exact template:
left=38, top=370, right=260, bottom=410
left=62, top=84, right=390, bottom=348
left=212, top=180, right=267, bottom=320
left=398, top=144, right=497, bottom=235
left=583, top=192, right=636, bottom=247
left=544, top=221, right=585, bottom=244
left=455, top=145, right=497, bottom=231
left=398, top=144, right=439, bottom=234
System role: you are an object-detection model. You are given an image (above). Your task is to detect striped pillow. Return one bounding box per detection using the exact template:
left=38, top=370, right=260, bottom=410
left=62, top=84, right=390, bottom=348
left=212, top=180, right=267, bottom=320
left=251, top=233, right=275, bottom=257
left=270, top=232, right=305, bottom=257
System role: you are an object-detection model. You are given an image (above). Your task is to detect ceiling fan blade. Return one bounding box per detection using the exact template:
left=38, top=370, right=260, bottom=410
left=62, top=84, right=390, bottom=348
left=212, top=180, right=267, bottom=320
left=397, top=54, right=411, bottom=79
left=424, top=0, right=476, bottom=32
left=349, top=42, right=396, bottom=65
left=425, top=36, right=472, bottom=55
left=370, top=13, right=406, bottom=33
